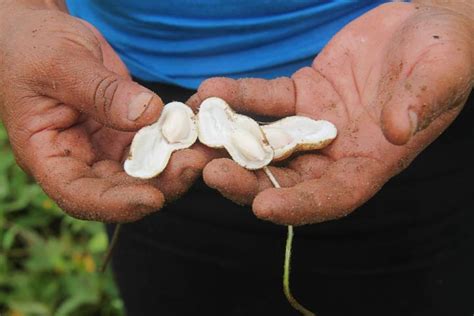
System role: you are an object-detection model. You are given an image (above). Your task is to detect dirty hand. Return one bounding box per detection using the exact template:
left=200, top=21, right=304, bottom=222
left=189, top=2, right=473, bottom=225
left=0, top=1, right=215, bottom=222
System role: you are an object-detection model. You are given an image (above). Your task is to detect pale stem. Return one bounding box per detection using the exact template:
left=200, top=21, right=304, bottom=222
left=263, top=166, right=316, bottom=316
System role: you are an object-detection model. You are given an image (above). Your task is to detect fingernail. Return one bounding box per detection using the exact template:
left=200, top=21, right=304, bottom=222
left=408, top=110, right=418, bottom=135
left=128, top=92, right=153, bottom=121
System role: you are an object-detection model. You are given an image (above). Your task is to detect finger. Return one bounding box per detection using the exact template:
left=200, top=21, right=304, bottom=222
left=203, top=158, right=302, bottom=205
left=32, top=24, right=163, bottom=131
left=203, top=158, right=259, bottom=205
left=34, top=156, right=165, bottom=222
left=380, top=17, right=473, bottom=145
left=190, top=77, right=296, bottom=117
left=186, top=93, right=203, bottom=112
left=252, top=157, right=388, bottom=225
left=151, top=144, right=225, bottom=201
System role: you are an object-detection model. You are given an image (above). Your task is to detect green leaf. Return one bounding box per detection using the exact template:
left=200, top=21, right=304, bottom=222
left=55, top=294, right=98, bottom=316
left=16, top=226, right=43, bottom=247
left=9, top=300, right=52, bottom=316
left=0, top=149, right=14, bottom=172
left=25, top=239, right=65, bottom=273
left=0, top=123, right=8, bottom=141
left=0, top=173, right=10, bottom=200
left=0, top=252, right=8, bottom=276
left=2, top=225, right=18, bottom=250
left=88, top=231, right=108, bottom=253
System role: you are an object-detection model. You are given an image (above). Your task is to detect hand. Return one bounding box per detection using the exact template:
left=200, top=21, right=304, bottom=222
left=0, top=3, right=216, bottom=222
left=189, top=3, right=473, bottom=225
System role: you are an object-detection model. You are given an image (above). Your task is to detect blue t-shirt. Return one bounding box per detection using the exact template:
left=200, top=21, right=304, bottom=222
left=66, top=1, right=387, bottom=89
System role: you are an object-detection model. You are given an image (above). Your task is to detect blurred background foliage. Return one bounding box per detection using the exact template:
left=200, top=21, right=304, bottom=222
left=0, top=122, right=125, bottom=316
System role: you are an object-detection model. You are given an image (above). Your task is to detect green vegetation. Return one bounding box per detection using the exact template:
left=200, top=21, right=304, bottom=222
left=0, top=123, right=125, bottom=316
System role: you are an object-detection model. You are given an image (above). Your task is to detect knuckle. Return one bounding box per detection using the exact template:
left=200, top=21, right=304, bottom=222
left=90, top=74, right=119, bottom=120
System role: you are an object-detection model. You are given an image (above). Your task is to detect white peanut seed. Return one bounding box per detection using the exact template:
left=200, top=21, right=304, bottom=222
left=263, top=127, right=293, bottom=150
left=162, top=107, right=190, bottom=143
left=230, top=128, right=266, bottom=162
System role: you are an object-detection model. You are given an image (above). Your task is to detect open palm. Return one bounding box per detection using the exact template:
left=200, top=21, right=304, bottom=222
left=190, top=3, right=473, bottom=225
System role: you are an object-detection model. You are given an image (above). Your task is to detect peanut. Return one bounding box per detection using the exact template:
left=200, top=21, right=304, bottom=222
left=162, top=107, right=191, bottom=143
left=230, top=128, right=267, bottom=162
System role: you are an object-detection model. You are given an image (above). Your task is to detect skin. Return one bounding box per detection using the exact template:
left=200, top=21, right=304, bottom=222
left=189, top=2, right=473, bottom=225
left=0, top=1, right=219, bottom=222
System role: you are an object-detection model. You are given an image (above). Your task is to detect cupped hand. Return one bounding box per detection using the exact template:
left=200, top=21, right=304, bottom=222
left=189, top=3, right=473, bottom=225
left=0, top=4, right=216, bottom=222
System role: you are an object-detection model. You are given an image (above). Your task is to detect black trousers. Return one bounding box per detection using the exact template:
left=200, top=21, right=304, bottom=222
left=108, top=81, right=474, bottom=316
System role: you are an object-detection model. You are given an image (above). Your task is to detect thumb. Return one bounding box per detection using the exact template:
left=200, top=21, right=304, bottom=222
left=381, top=48, right=472, bottom=145
left=380, top=16, right=473, bottom=145
left=34, top=39, right=163, bottom=131
left=188, top=77, right=296, bottom=117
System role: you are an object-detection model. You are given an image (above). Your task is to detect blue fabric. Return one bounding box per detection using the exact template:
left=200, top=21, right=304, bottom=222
left=66, top=0, right=387, bottom=89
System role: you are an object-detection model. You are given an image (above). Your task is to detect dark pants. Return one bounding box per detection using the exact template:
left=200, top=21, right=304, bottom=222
left=108, top=81, right=474, bottom=316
